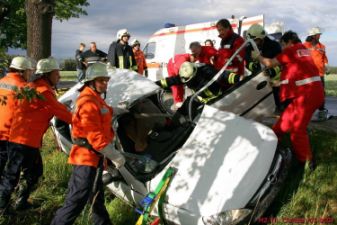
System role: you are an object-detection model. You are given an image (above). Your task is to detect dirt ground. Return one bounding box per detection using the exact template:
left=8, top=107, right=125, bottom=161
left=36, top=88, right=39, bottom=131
left=308, top=116, right=337, bottom=134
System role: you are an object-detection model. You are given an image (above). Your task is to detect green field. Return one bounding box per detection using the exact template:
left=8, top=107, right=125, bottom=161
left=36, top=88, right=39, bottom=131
left=325, top=74, right=337, bottom=96
left=60, top=70, right=77, bottom=81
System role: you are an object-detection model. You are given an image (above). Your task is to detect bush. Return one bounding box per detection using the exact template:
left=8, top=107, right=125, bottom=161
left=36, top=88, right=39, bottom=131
left=61, top=58, right=77, bottom=71
left=328, top=66, right=337, bottom=74
left=0, top=49, right=11, bottom=78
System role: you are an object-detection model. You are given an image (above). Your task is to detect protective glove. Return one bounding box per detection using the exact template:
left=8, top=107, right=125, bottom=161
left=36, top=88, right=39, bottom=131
left=265, top=68, right=277, bottom=78
left=265, top=66, right=281, bottom=78
left=251, top=50, right=260, bottom=60
left=248, top=61, right=261, bottom=74
left=100, top=144, right=126, bottom=168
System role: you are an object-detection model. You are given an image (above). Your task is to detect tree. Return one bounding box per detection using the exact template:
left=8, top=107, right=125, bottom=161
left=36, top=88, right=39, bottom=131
left=0, top=0, right=89, bottom=60
left=26, top=0, right=54, bottom=60
left=0, top=0, right=26, bottom=49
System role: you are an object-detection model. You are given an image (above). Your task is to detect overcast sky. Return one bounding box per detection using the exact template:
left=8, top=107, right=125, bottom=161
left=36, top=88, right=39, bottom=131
left=49, top=0, right=337, bottom=65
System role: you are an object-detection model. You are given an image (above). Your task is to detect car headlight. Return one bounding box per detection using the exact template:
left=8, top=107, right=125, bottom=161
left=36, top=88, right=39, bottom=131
left=202, top=209, right=252, bottom=225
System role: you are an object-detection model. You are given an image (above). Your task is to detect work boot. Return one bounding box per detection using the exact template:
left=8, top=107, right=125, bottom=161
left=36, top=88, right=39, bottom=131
left=14, top=181, right=33, bottom=210
left=0, top=195, right=11, bottom=216
left=318, top=109, right=328, bottom=121
left=307, top=157, right=317, bottom=172
left=13, top=196, right=33, bottom=211
left=0, top=207, right=15, bottom=216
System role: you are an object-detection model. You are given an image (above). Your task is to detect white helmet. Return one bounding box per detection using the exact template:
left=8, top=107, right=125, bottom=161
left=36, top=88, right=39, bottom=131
left=308, top=27, right=322, bottom=36
left=117, top=29, right=131, bottom=40
left=265, top=22, right=283, bottom=34
left=10, top=56, right=33, bottom=71
left=247, top=24, right=266, bottom=40
left=83, top=62, right=110, bottom=83
left=179, top=62, right=197, bottom=83
left=131, top=39, right=140, bottom=47
left=36, top=57, right=60, bottom=74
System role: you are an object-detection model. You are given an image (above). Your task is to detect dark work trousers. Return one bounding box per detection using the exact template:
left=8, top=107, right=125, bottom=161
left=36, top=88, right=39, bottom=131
left=50, top=164, right=112, bottom=225
left=0, top=140, right=8, bottom=177
left=319, top=76, right=326, bottom=110
left=0, top=142, right=41, bottom=208
left=272, top=86, right=282, bottom=111
left=16, top=150, right=43, bottom=202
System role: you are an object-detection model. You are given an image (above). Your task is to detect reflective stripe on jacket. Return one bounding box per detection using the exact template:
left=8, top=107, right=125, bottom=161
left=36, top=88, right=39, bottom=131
left=276, top=43, right=324, bottom=101
left=68, top=86, right=114, bottom=167
left=9, top=78, right=72, bottom=148
left=0, top=73, right=27, bottom=141
left=108, top=41, right=138, bottom=71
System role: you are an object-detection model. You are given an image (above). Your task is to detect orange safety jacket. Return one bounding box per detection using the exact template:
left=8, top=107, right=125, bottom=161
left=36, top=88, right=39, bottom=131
left=303, top=41, right=328, bottom=76
left=9, top=78, right=72, bottom=148
left=68, top=86, right=114, bottom=167
left=0, top=73, right=27, bottom=141
left=133, top=49, right=147, bottom=75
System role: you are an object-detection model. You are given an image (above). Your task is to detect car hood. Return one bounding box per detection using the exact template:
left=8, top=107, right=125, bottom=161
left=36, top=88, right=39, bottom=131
left=105, top=68, right=160, bottom=107
left=150, top=105, right=277, bottom=217
left=58, top=69, right=160, bottom=108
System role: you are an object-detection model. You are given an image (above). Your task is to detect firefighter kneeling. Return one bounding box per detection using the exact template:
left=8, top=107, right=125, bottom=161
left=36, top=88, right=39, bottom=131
left=156, top=62, right=241, bottom=115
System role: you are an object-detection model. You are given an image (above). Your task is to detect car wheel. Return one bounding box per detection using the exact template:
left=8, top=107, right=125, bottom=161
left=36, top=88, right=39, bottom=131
left=249, top=148, right=292, bottom=222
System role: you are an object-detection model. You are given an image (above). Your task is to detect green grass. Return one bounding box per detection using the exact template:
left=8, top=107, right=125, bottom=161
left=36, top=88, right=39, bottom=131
left=266, top=130, right=337, bottom=224
left=0, top=129, right=137, bottom=225
left=1, top=128, right=336, bottom=225
left=325, top=74, right=337, bottom=97
left=60, top=71, right=77, bottom=81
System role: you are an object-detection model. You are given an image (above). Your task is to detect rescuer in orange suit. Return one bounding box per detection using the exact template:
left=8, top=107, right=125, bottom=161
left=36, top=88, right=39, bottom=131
left=304, top=27, right=329, bottom=119
left=131, top=39, right=148, bottom=75
left=214, top=18, right=246, bottom=76
left=0, top=56, right=34, bottom=177
left=0, top=57, right=72, bottom=214
left=254, top=31, right=324, bottom=170
left=51, top=62, right=125, bottom=225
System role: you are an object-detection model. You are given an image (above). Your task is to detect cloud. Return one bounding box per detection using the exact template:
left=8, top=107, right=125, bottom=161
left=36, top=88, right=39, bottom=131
left=51, top=0, right=337, bottom=64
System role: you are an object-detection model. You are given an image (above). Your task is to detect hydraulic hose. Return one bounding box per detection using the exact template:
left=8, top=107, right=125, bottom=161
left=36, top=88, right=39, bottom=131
left=188, top=38, right=260, bottom=121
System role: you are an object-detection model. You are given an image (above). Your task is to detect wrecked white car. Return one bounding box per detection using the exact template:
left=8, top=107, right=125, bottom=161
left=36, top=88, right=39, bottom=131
left=51, top=68, right=291, bottom=225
